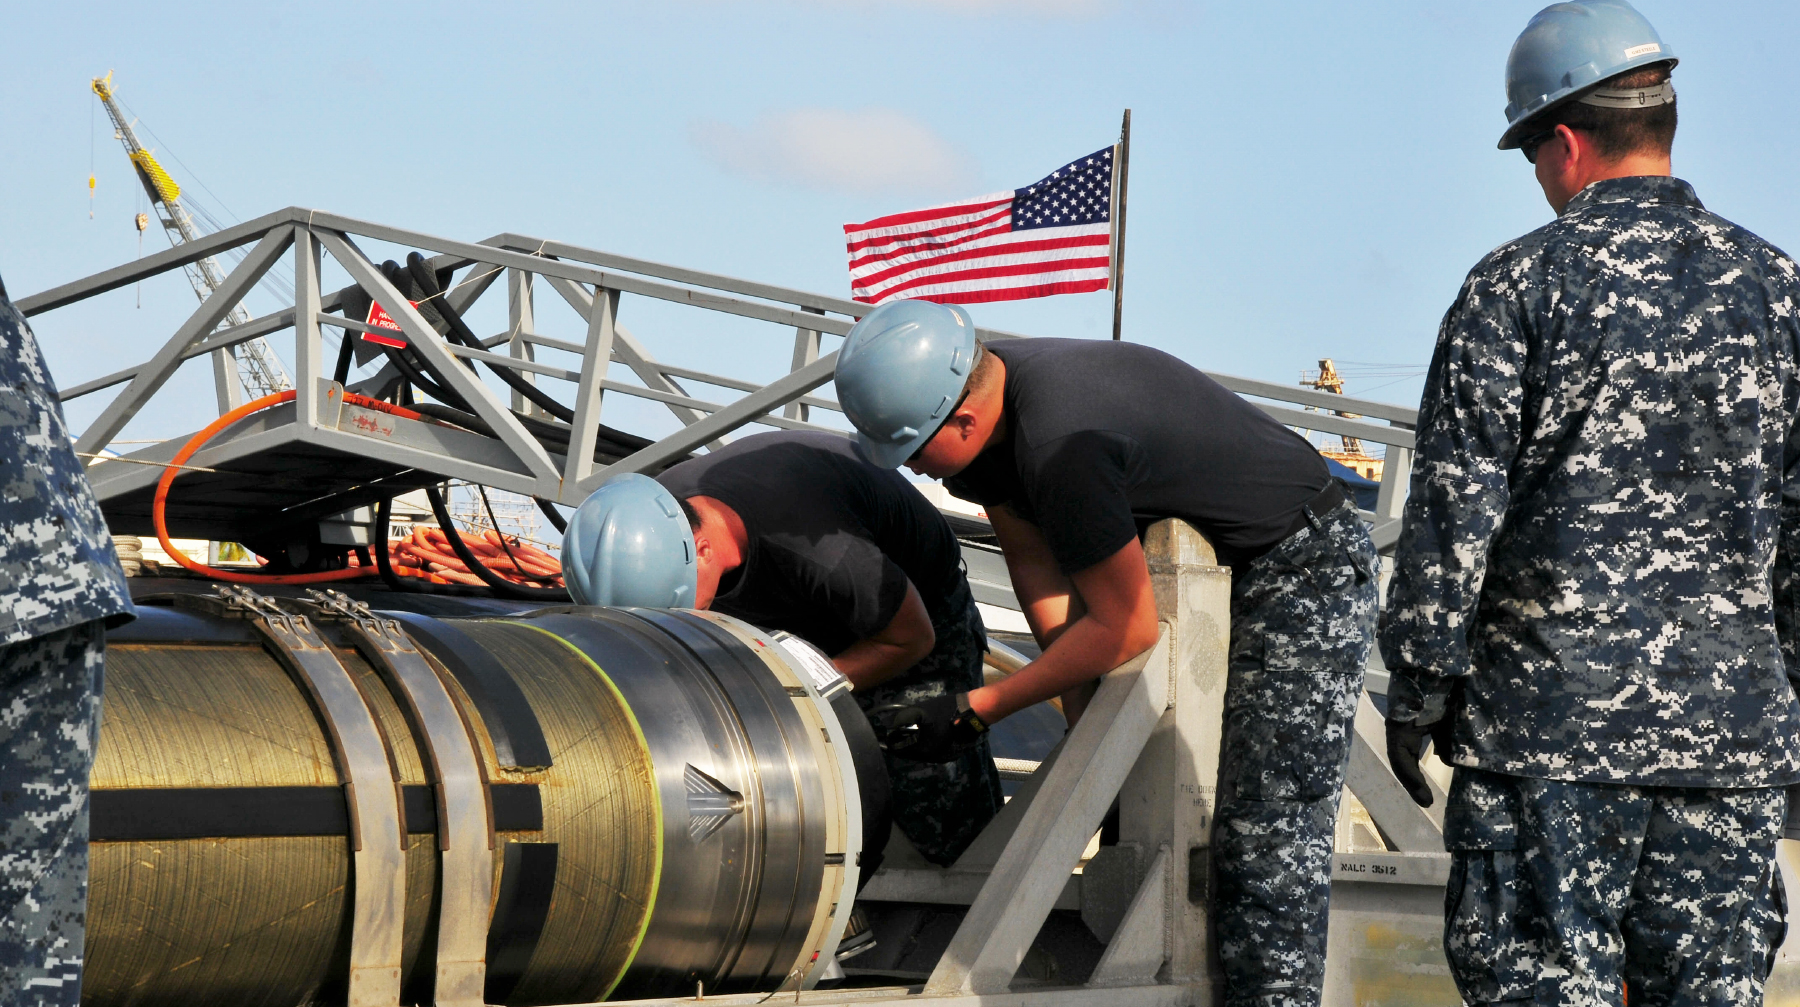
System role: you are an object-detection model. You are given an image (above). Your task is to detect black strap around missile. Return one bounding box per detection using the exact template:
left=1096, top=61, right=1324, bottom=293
left=484, top=841, right=559, bottom=1003
left=91, top=784, right=542, bottom=841
left=384, top=612, right=554, bottom=770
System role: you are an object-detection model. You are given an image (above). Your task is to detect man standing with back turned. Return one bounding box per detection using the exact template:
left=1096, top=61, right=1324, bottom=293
left=1382, top=3, right=1800, bottom=1003
left=835, top=300, right=1378, bottom=1006
left=0, top=273, right=134, bottom=1006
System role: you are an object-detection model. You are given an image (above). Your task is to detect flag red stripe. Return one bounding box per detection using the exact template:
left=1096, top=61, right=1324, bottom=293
left=858, top=277, right=1110, bottom=306
left=862, top=255, right=1112, bottom=301
left=844, top=206, right=1014, bottom=256
left=853, top=234, right=1112, bottom=291
left=847, top=221, right=1016, bottom=272
left=843, top=195, right=1013, bottom=233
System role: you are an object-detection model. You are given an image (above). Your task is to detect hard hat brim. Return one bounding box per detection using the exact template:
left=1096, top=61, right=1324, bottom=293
left=1497, top=54, right=1678, bottom=149
left=855, top=428, right=929, bottom=470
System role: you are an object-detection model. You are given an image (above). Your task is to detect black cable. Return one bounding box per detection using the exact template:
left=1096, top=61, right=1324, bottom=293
left=378, top=343, right=468, bottom=411
left=373, top=493, right=493, bottom=598
left=478, top=485, right=559, bottom=584
left=386, top=259, right=478, bottom=376
left=536, top=497, right=568, bottom=534
left=406, top=253, right=576, bottom=423
left=405, top=401, right=662, bottom=465
left=425, top=485, right=568, bottom=601
left=373, top=495, right=410, bottom=593
left=331, top=326, right=357, bottom=386
left=350, top=258, right=473, bottom=412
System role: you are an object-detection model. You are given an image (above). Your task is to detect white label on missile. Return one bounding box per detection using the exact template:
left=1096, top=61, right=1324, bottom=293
left=778, top=636, right=849, bottom=697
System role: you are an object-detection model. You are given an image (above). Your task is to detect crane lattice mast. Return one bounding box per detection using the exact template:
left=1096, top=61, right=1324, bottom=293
left=91, top=72, right=291, bottom=403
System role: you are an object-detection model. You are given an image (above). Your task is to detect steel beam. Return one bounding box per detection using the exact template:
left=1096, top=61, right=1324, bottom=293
left=18, top=208, right=295, bottom=316
left=486, top=232, right=1037, bottom=345
left=76, top=225, right=296, bottom=455
left=507, top=269, right=538, bottom=415
left=85, top=394, right=543, bottom=509
left=316, top=229, right=560, bottom=491
left=293, top=229, right=324, bottom=429
left=577, top=353, right=839, bottom=493
left=927, top=631, right=1169, bottom=995
left=322, top=314, right=830, bottom=439
left=58, top=307, right=301, bottom=402
left=564, top=286, right=620, bottom=487
left=629, top=360, right=843, bottom=414
left=1375, top=447, right=1413, bottom=521
left=489, top=232, right=869, bottom=318
left=540, top=275, right=712, bottom=428
left=306, top=211, right=860, bottom=337
left=1253, top=402, right=1416, bottom=450
left=1207, top=372, right=1418, bottom=427
left=505, top=323, right=844, bottom=417
left=785, top=307, right=824, bottom=422
left=447, top=260, right=502, bottom=315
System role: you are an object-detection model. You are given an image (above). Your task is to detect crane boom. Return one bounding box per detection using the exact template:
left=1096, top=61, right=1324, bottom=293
left=91, top=72, right=291, bottom=402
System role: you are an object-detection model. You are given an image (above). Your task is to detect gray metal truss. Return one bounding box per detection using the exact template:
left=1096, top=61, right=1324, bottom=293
left=25, top=205, right=1430, bottom=861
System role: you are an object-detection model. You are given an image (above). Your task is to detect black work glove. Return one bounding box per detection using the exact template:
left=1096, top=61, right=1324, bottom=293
left=1385, top=714, right=1455, bottom=808
left=1384, top=670, right=1460, bottom=808
left=868, top=692, right=989, bottom=763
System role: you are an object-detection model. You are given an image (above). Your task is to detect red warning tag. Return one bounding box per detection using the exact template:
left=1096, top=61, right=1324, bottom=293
left=362, top=301, right=412, bottom=348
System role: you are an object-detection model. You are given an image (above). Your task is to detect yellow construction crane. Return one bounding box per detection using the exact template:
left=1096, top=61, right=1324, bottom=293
left=1301, top=357, right=1383, bottom=481
left=91, top=72, right=290, bottom=403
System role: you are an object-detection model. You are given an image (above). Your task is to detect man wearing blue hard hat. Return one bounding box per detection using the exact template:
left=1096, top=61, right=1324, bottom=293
left=834, top=296, right=1378, bottom=1002
left=1381, top=1, right=1800, bottom=1002
left=563, top=437, right=1003, bottom=867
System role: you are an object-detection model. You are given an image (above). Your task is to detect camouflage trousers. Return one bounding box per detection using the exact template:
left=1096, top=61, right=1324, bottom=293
left=1443, top=767, right=1787, bottom=1006
left=1216, top=500, right=1378, bottom=1007
left=0, top=621, right=105, bottom=1007
left=855, top=584, right=1004, bottom=866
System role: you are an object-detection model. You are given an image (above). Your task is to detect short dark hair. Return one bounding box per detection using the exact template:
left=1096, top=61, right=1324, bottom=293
left=966, top=342, right=1000, bottom=399
left=1534, top=62, right=1677, bottom=161
left=678, top=497, right=701, bottom=531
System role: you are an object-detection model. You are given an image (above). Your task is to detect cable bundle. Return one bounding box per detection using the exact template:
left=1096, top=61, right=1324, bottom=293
left=372, top=526, right=562, bottom=588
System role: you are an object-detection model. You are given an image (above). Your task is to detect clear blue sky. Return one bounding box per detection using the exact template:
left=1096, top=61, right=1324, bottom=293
left=5, top=0, right=1797, bottom=446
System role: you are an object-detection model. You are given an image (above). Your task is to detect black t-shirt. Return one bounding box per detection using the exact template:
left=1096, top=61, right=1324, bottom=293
left=657, top=430, right=966, bottom=656
left=944, top=338, right=1329, bottom=571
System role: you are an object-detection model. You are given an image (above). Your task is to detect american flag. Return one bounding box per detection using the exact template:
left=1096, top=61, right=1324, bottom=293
left=844, top=146, right=1116, bottom=305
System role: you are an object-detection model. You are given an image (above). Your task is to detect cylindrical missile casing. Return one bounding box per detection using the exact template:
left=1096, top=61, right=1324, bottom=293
left=85, top=597, right=874, bottom=1006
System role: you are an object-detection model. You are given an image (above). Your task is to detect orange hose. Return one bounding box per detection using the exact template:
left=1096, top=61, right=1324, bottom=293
left=152, top=389, right=422, bottom=585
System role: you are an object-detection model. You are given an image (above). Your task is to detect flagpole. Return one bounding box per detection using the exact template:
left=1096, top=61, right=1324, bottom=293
left=1110, top=108, right=1132, bottom=341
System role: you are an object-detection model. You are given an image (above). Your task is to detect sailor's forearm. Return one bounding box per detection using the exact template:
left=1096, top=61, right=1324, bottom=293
left=835, top=636, right=930, bottom=690
left=968, top=607, right=1157, bottom=723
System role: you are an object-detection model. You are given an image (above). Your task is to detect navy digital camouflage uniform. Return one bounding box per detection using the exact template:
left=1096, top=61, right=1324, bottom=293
left=854, top=580, right=1004, bottom=865
left=1216, top=498, right=1378, bottom=1007
left=1380, top=176, right=1800, bottom=1004
left=0, top=276, right=133, bottom=1007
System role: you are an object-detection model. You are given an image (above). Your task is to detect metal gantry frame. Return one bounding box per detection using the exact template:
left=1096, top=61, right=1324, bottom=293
left=26, top=207, right=1418, bottom=531
left=23, top=208, right=1452, bottom=1005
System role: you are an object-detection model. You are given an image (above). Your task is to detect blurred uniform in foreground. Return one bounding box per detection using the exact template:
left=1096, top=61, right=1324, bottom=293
left=0, top=274, right=134, bottom=1006
left=1381, top=3, right=1800, bottom=1002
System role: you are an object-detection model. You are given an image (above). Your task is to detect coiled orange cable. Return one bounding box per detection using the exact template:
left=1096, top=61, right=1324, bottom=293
left=151, top=389, right=423, bottom=584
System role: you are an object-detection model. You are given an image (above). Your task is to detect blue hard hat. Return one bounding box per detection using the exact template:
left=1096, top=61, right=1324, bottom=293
left=562, top=473, right=697, bottom=608
left=1500, top=0, right=1676, bottom=149
left=834, top=299, right=978, bottom=469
